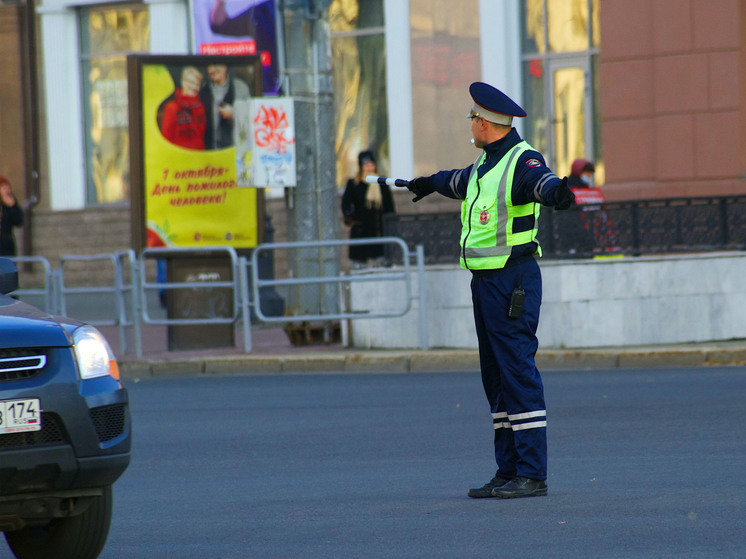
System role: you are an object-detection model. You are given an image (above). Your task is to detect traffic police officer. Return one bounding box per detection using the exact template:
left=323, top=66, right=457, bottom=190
left=407, top=82, right=574, bottom=499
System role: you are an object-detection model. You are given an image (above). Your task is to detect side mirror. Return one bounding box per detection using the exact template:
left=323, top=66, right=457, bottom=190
left=0, top=258, right=19, bottom=295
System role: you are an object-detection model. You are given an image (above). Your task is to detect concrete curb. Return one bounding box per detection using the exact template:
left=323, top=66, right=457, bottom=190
left=117, top=343, right=746, bottom=380
left=704, top=347, right=746, bottom=366
left=535, top=350, right=619, bottom=371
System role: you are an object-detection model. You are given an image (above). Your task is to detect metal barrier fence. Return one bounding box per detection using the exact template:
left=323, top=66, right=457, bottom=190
left=58, top=250, right=141, bottom=356
left=251, top=238, right=428, bottom=349
left=7, top=237, right=428, bottom=357
left=10, top=252, right=141, bottom=356
left=384, top=195, right=746, bottom=262
left=138, top=246, right=242, bottom=326
left=138, top=246, right=251, bottom=353
left=8, top=256, right=54, bottom=314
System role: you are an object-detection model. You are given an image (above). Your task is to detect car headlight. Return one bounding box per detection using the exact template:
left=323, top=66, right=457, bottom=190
left=73, top=325, right=120, bottom=380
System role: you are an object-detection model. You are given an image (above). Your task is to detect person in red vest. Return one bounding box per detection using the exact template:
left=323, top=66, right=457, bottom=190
left=568, top=158, right=604, bottom=205
left=567, top=158, right=618, bottom=252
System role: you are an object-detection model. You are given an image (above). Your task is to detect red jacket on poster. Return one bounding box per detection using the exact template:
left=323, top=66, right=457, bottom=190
left=160, top=89, right=207, bottom=150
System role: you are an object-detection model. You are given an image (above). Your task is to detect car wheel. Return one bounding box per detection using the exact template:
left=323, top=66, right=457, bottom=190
left=4, top=485, right=113, bottom=559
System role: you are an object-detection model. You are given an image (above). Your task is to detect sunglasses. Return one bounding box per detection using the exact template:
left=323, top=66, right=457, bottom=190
left=467, top=109, right=483, bottom=121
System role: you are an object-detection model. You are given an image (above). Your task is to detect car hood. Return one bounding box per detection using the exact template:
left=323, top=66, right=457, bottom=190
left=0, top=297, right=78, bottom=349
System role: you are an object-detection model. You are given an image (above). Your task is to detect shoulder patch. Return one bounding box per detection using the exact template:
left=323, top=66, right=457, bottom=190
left=525, top=158, right=541, bottom=168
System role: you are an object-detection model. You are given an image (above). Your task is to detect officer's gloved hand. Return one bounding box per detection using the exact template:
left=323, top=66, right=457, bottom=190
left=408, top=176, right=434, bottom=202
left=554, top=177, right=575, bottom=210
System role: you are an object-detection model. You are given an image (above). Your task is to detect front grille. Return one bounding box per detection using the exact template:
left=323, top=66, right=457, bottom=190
left=0, top=349, right=47, bottom=382
left=0, top=413, right=67, bottom=449
left=90, top=404, right=126, bottom=443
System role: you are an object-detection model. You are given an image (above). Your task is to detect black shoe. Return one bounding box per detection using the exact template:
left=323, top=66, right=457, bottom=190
left=467, top=473, right=513, bottom=498
left=491, top=476, right=547, bottom=499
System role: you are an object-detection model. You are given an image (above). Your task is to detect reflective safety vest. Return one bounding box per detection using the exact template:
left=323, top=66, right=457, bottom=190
left=459, top=141, right=542, bottom=270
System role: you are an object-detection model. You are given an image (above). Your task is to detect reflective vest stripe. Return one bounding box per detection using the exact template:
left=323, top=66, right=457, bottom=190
left=495, top=146, right=524, bottom=250
left=463, top=245, right=511, bottom=258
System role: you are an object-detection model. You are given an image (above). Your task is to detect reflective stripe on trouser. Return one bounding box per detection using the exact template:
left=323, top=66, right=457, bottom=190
left=471, top=258, right=547, bottom=480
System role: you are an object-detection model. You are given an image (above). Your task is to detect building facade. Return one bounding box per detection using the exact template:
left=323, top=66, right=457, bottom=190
left=599, top=0, right=743, bottom=200
left=0, top=0, right=743, bottom=271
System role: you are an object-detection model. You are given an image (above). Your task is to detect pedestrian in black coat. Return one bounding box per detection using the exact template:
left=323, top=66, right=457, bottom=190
left=341, top=151, right=395, bottom=265
left=0, top=176, right=23, bottom=257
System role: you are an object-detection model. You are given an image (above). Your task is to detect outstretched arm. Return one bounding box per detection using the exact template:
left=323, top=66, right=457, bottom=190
left=408, top=164, right=475, bottom=202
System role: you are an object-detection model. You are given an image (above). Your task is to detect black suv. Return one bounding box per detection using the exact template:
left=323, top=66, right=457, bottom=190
left=0, top=258, right=131, bottom=559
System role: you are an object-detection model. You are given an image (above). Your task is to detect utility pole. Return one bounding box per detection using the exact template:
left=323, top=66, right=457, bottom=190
left=280, top=0, right=340, bottom=319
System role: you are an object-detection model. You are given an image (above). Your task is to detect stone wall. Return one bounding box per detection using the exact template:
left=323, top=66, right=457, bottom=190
left=599, top=0, right=744, bottom=200
left=348, top=252, right=746, bottom=350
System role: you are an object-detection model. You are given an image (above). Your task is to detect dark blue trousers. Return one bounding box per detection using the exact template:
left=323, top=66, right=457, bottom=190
left=470, top=257, right=547, bottom=480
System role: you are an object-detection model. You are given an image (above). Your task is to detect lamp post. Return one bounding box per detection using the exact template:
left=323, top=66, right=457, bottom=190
left=280, top=0, right=339, bottom=319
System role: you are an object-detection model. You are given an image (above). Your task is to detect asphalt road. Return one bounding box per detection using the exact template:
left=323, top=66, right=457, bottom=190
left=8, top=366, right=744, bottom=558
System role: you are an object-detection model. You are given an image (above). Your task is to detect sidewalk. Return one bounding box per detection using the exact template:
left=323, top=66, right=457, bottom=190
left=103, top=323, right=746, bottom=379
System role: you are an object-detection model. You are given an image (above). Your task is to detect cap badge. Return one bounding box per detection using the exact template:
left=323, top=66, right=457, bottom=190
left=479, top=210, right=490, bottom=224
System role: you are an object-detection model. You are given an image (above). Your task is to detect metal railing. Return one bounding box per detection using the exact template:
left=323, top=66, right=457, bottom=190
left=251, top=238, right=428, bottom=349
left=384, top=195, right=746, bottom=262
left=138, top=246, right=252, bottom=353
left=8, top=256, right=54, bottom=313
left=57, top=250, right=141, bottom=356
left=5, top=237, right=429, bottom=357
left=138, top=246, right=242, bottom=325
left=538, top=195, right=746, bottom=258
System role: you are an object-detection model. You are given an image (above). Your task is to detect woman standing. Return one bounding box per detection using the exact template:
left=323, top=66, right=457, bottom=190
left=341, top=151, right=395, bottom=266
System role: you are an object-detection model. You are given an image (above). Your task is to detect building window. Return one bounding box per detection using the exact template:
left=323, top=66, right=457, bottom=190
left=79, top=4, right=149, bottom=205
left=521, top=0, right=601, bottom=182
left=409, top=0, right=480, bottom=176
left=329, top=0, right=387, bottom=186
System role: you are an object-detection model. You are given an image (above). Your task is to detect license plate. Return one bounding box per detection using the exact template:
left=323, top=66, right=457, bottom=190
left=0, top=399, right=41, bottom=434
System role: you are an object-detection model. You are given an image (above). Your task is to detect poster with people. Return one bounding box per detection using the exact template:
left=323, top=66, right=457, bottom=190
left=190, top=0, right=280, bottom=95
left=127, top=54, right=263, bottom=250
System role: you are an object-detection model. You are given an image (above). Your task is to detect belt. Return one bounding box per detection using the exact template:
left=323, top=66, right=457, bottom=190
left=470, top=254, right=536, bottom=277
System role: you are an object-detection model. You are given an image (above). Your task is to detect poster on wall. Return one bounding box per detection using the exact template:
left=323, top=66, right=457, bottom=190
left=190, top=0, right=280, bottom=95
left=247, top=97, right=296, bottom=187
left=127, top=54, right=263, bottom=250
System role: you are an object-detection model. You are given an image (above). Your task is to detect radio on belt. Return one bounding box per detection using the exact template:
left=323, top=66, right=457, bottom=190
left=508, top=287, right=525, bottom=319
